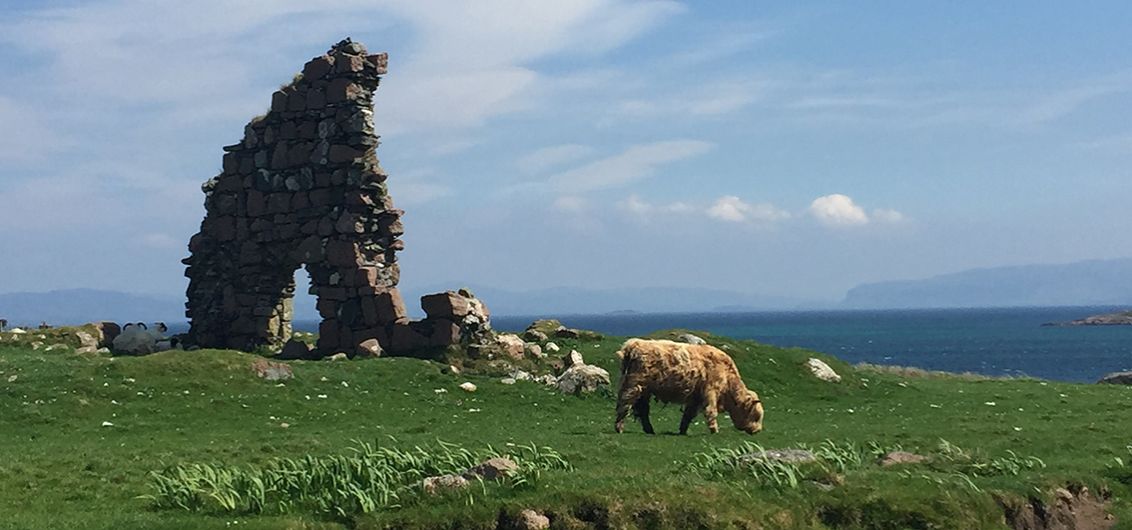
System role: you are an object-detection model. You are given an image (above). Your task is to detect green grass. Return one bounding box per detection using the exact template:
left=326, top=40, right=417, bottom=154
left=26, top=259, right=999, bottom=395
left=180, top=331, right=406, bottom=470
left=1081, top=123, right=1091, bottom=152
left=1, top=328, right=1131, bottom=529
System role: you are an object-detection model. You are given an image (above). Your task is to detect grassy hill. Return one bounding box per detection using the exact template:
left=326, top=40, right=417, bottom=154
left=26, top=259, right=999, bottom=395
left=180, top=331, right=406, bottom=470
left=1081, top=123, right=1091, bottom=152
left=1, top=329, right=1130, bottom=529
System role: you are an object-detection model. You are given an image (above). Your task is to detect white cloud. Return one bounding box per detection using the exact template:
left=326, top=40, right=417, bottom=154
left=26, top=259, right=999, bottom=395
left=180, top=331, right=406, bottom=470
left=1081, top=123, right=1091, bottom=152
left=617, top=194, right=694, bottom=219
left=872, top=208, right=906, bottom=224
left=549, top=140, right=713, bottom=192
left=808, top=194, right=870, bottom=226
left=706, top=196, right=790, bottom=224
left=516, top=144, right=596, bottom=174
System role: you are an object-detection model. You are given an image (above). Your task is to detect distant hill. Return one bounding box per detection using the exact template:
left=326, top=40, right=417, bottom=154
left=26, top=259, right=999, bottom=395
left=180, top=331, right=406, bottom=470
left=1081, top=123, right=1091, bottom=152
left=843, top=258, right=1132, bottom=309
left=0, top=289, right=186, bottom=326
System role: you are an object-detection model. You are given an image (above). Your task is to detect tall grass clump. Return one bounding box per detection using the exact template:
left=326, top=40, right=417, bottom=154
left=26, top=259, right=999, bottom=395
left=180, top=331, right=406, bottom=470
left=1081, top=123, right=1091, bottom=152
left=143, top=439, right=570, bottom=516
left=684, top=440, right=887, bottom=490
left=935, top=439, right=1045, bottom=477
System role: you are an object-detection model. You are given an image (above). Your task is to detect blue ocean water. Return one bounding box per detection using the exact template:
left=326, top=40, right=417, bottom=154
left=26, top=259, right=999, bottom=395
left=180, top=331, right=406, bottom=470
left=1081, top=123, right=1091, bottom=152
left=491, top=306, right=1132, bottom=383
left=185, top=306, right=1128, bottom=383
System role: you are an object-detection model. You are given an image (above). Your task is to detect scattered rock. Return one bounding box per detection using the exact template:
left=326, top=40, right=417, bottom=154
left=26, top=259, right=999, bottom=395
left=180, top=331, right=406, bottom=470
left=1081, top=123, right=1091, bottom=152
left=738, top=448, right=817, bottom=465
left=101, top=421, right=114, bottom=427
left=678, top=333, right=707, bottom=345
left=355, top=338, right=383, bottom=358
left=463, top=457, right=518, bottom=481
left=422, top=474, right=469, bottom=495
left=278, top=339, right=312, bottom=360
left=500, top=377, right=516, bottom=385
left=878, top=451, right=928, bottom=467
left=557, top=364, right=610, bottom=395
left=544, top=342, right=561, bottom=353
left=509, top=370, right=533, bottom=382
left=459, top=382, right=477, bottom=393
left=1098, top=371, right=1132, bottom=385
left=10, top=328, right=26, bottom=335
left=513, top=509, right=551, bottom=530
left=75, top=331, right=99, bottom=350
left=563, top=349, right=585, bottom=368
left=251, top=359, right=294, bottom=381
left=496, top=334, right=526, bottom=360
left=44, top=343, right=69, bottom=352
left=7, top=375, right=17, bottom=383
left=535, top=374, right=558, bottom=386
left=805, top=358, right=842, bottom=383
left=448, top=364, right=461, bottom=375
left=554, top=326, right=580, bottom=339
left=112, top=325, right=157, bottom=356
left=525, top=343, right=544, bottom=358
left=522, top=329, right=549, bottom=342
left=326, top=352, right=348, bottom=361
left=89, top=321, right=121, bottom=348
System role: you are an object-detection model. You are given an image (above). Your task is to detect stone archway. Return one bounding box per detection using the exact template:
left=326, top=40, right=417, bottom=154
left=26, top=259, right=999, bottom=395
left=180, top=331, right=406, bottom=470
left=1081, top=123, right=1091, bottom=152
left=184, top=39, right=411, bottom=355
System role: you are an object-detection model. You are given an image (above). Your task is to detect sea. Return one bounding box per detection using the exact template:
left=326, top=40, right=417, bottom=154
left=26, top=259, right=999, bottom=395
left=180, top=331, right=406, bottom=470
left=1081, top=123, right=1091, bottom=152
left=221, top=306, right=1129, bottom=384
left=492, top=306, right=1132, bottom=383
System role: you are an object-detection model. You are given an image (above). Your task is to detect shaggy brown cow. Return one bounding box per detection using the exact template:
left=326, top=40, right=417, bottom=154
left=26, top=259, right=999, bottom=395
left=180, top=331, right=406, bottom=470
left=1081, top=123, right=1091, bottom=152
left=614, top=338, right=764, bottom=435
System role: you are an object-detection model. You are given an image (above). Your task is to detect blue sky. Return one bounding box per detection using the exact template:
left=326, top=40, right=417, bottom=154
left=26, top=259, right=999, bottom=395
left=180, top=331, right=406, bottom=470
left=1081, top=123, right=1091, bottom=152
left=1, top=1, right=1130, bottom=303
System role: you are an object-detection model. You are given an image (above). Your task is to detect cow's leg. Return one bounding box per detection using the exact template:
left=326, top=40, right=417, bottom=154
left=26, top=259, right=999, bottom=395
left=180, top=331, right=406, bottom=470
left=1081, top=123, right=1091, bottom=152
left=632, top=395, right=655, bottom=434
left=703, top=392, right=721, bottom=433
left=615, top=378, right=645, bottom=433
left=679, top=396, right=703, bottom=435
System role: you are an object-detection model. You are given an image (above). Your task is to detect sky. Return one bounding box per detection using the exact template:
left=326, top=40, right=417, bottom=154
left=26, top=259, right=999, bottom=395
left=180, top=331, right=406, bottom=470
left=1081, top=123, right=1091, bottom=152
left=0, top=1, right=1130, bottom=304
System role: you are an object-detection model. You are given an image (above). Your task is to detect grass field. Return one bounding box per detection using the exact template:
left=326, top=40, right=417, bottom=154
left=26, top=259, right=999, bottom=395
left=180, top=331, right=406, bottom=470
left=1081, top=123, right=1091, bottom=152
left=1, top=328, right=1131, bottom=529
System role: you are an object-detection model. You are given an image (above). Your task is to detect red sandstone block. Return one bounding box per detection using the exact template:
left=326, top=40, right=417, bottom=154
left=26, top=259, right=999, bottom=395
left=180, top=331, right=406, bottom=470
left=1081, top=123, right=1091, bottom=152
left=390, top=322, right=429, bottom=352
left=246, top=190, right=267, bottom=217
left=302, top=55, right=333, bottom=80
left=427, top=318, right=461, bottom=347
left=421, top=291, right=471, bottom=320
left=367, top=53, right=388, bottom=75
left=375, top=290, right=408, bottom=322
left=335, top=54, right=364, bottom=73
left=328, top=145, right=362, bottom=164
left=326, top=240, right=360, bottom=267
left=360, top=296, right=379, bottom=326
left=320, top=287, right=348, bottom=301
left=326, top=78, right=362, bottom=103
left=222, top=152, right=238, bottom=173
left=271, top=91, right=288, bottom=112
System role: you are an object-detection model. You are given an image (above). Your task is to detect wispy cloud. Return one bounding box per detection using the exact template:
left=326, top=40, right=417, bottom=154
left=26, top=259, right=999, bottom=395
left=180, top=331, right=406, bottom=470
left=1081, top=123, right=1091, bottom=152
left=516, top=144, right=596, bottom=174
left=548, top=140, right=714, bottom=192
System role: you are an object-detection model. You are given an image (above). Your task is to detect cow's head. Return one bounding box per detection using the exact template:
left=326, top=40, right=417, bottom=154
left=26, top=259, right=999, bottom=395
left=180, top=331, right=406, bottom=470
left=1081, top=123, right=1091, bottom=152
left=730, top=389, right=764, bottom=434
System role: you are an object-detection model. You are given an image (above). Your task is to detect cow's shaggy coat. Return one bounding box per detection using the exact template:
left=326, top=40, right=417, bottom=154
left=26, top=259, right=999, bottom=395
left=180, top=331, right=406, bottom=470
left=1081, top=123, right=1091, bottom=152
left=614, top=338, right=764, bottom=435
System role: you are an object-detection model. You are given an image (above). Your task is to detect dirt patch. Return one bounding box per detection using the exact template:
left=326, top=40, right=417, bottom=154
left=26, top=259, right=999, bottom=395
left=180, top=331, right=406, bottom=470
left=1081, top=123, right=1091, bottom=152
left=998, top=484, right=1115, bottom=530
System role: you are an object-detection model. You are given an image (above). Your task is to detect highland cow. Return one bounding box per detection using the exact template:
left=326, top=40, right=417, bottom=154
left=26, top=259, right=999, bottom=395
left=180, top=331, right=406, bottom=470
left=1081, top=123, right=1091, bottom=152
left=614, top=338, right=764, bottom=435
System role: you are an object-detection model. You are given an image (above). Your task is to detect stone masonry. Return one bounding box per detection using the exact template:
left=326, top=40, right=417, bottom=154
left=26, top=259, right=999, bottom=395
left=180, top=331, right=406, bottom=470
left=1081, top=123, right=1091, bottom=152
left=184, top=39, right=489, bottom=356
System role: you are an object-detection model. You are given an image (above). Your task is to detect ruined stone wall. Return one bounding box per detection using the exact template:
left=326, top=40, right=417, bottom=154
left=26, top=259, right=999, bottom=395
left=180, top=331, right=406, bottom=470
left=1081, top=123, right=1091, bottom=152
left=184, top=39, right=409, bottom=354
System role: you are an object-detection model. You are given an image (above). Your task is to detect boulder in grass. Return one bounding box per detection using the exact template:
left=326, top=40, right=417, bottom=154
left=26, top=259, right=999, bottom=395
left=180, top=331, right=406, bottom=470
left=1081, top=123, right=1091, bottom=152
left=557, top=364, right=610, bottom=395
left=462, top=457, right=518, bottom=481
left=252, top=359, right=293, bottom=381
left=805, top=358, right=842, bottom=383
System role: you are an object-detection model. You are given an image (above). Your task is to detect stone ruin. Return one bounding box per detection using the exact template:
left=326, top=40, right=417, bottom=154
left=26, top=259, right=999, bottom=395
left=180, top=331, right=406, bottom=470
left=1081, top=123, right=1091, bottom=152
left=183, top=39, right=490, bottom=357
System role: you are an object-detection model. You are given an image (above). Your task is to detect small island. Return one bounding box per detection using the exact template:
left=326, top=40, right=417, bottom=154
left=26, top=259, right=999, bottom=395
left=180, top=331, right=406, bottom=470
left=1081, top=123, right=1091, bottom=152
left=1044, top=310, right=1132, bottom=327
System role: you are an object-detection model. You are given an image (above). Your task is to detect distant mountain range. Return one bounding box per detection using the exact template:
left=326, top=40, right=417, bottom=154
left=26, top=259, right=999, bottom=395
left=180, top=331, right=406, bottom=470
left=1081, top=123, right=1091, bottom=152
left=843, top=258, right=1132, bottom=309
left=398, top=284, right=822, bottom=316
left=3, top=258, right=1129, bottom=325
